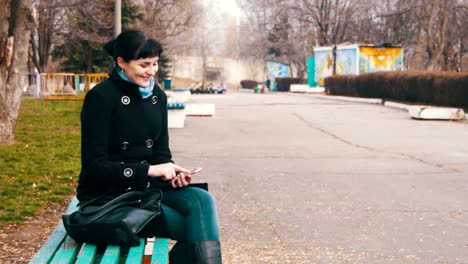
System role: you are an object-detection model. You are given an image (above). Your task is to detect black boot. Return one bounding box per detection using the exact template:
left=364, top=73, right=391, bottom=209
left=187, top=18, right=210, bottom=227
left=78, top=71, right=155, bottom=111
left=170, top=241, right=192, bottom=264
left=191, top=240, right=222, bottom=264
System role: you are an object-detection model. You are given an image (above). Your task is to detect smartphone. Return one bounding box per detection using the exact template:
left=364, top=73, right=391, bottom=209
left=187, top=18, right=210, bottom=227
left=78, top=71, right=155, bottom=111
left=190, top=167, right=203, bottom=175
left=176, top=167, right=203, bottom=176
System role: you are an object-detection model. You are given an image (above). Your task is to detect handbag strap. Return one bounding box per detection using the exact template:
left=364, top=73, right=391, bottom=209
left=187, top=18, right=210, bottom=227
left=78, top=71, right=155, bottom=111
left=78, top=194, right=109, bottom=208
left=78, top=191, right=144, bottom=215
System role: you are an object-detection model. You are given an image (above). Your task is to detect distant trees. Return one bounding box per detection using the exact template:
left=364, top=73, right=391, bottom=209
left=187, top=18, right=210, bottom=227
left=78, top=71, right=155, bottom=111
left=295, top=0, right=357, bottom=46
left=55, top=0, right=143, bottom=73
left=141, top=0, right=199, bottom=41
left=30, top=0, right=69, bottom=72
left=416, top=0, right=467, bottom=71
left=140, top=0, right=201, bottom=81
left=356, top=0, right=468, bottom=71
left=238, top=0, right=359, bottom=77
left=1, top=0, right=202, bottom=144
left=28, top=0, right=201, bottom=74
left=239, top=0, right=468, bottom=74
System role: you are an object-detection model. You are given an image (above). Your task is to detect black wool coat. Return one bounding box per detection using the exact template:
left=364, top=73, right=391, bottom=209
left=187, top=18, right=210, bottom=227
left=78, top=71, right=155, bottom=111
left=77, top=68, right=173, bottom=201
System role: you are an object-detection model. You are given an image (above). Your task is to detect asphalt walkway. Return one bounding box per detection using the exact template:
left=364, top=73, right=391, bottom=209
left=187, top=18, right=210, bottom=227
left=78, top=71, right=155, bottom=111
left=170, top=91, right=468, bottom=264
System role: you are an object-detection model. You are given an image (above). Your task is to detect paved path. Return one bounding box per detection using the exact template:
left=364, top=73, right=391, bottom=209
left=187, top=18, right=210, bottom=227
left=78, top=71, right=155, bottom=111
left=170, top=91, right=468, bottom=264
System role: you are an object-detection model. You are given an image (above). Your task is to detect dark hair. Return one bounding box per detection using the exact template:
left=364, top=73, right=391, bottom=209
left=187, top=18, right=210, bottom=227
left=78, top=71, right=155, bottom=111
left=104, top=30, right=163, bottom=62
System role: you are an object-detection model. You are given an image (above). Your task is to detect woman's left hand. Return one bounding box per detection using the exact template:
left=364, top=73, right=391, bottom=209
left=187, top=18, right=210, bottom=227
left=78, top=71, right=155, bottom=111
left=171, top=172, right=192, bottom=188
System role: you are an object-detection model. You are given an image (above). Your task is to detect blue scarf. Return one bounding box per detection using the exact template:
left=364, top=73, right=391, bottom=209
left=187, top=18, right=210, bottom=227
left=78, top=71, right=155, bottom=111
left=116, top=67, right=154, bottom=99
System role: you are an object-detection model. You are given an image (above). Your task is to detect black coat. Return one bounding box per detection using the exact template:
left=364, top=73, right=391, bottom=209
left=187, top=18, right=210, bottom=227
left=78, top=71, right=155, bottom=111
left=77, top=68, right=173, bottom=201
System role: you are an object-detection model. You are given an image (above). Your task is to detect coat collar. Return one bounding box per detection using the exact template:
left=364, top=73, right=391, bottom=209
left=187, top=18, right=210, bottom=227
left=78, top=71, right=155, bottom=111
left=109, top=67, right=142, bottom=98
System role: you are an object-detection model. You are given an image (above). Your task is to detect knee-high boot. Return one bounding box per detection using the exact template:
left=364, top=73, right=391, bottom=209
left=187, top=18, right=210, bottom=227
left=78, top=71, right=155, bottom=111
left=169, top=241, right=192, bottom=264
left=191, top=240, right=222, bottom=264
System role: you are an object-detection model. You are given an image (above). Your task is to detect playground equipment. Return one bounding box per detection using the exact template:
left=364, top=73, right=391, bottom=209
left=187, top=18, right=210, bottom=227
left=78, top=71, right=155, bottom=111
left=22, top=73, right=108, bottom=99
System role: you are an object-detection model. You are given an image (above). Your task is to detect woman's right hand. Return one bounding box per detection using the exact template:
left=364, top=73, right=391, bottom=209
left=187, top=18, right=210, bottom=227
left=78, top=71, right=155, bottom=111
left=147, top=163, right=190, bottom=181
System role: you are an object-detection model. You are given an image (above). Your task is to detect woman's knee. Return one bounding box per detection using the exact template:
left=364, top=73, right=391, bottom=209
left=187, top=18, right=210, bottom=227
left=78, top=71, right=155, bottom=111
left=186, top=187, right=217, bottom=212
left=163, top=187, right=217, bottom=214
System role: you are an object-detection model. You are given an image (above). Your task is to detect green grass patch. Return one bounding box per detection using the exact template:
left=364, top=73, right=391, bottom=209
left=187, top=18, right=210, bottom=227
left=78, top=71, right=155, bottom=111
left=0, top=99, right=82, bottom=226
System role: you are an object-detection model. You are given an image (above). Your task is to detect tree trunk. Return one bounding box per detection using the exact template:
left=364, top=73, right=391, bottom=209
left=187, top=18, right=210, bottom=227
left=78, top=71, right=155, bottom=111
left=0, top=0, right=31, bottom=145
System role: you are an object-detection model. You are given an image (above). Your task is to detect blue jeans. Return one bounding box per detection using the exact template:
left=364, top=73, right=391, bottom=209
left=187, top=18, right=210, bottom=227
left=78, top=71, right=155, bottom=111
left=152, top=186, right=220, bottom=242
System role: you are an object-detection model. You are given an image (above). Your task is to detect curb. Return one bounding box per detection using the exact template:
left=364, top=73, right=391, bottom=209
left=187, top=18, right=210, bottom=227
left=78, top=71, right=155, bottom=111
left=307, top=93, right=467, bottom=121
left=385, top=101, right=466, bottom=121
left=407, top=106, right=465, bottom=120
left=383, top=101, right=410, bottom=111
left=311, top=94, right=383, bottom=105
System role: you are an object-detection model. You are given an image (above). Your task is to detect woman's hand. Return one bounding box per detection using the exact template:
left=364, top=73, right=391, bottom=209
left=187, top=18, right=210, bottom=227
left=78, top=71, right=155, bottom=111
left=148, top=163, right=190, bottom=181
left=171, top=172, right=192, bottom=189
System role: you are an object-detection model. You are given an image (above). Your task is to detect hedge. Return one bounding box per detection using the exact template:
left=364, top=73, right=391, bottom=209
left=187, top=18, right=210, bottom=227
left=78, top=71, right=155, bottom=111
left=275, top=77, right=306, bottom=92
left=240, top=80, right=259, bottom=89
left=324, top=71, right=468, bottom=108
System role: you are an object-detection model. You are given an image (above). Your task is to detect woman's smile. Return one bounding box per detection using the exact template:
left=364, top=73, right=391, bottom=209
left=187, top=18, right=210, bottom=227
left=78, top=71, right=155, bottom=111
left=119, top=56, right=159, bottom=87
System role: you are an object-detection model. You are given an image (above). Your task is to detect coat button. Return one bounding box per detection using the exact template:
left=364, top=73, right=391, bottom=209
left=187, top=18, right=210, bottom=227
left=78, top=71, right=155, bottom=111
left=151, top=95, right=158, bottom=104
left=146, top=182, right=151, bottom=188
left=141, top=160, right=148, bottom=164
left=145, top=139, right=153, bottom=148
left=121, top=96, right=130, bottom=105
left=125, top=187, right=132, bottom=191
left=123, top=168, right=133, bottom=177
left=121, top=141, right=129, bottom=150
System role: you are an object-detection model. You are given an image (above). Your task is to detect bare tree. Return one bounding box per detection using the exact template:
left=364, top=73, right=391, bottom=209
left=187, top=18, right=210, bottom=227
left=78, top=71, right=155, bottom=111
left=29, top=0, right=73, bottom=72
left=416, top=0, right=452, bottom=70
left=0, top=0, right=32, bottom=144
left=452, top=1, right=468, bottom=71
left=240, top=0, right=468, bottom=72
left=141, top=0, right=200, bottom=42
left=55, top=0, right=143, bottom=72
left=356, top=0, right=468, bottom=71
left=238, top=0, right=358, bottom=77
left=63, top=0, right=114, bottom=62
left=292, top=0, right=356, bottom=46
left=266, top=12, right=312, bottom=77
left=237, top=0, right=289, bottom=77
left=423, top=0, right=468, bottom=71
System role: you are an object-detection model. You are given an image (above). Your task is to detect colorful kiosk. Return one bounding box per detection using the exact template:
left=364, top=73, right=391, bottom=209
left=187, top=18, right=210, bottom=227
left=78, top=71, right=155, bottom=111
left=314, top=44, right=404, bottom=86
left=267, top=60, right=290, bottom=91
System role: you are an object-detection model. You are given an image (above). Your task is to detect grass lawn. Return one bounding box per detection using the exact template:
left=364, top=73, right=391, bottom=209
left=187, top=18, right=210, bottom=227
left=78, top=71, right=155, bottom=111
left=0, top=98, right=83, bottom=227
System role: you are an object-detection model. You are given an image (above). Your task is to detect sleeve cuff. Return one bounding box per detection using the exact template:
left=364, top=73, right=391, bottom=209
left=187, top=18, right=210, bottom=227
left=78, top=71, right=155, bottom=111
left=118, top=162, right=150, bottom=190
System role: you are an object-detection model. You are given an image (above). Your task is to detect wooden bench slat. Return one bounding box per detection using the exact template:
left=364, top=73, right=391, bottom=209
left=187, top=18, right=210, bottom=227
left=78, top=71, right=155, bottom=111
left=124, top=238, right=146, bottom=264
left=100, top=245, right=121, bottom=264
left=63, top=197, right=80, bottom=214
left=151, top=238, right=170, bottom=264
left=29, top=198, right=79, bottom=264
left=28, top=223, right=68, bottom=264
left=49, top=236, right=81, bottom=264
left=29, top=197, right=171, bottom=264
left=75, top=243, right=98, bottom=264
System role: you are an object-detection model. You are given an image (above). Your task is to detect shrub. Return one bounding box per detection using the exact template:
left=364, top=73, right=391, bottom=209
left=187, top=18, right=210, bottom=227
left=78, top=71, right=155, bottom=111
left=240, top=80, right=259, bottom=89
left=275, top=77, right=306, bottom=92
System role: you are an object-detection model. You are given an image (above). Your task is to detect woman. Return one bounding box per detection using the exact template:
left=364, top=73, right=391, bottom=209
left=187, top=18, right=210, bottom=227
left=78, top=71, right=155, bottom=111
left=77, top=30, right=222, bottom=264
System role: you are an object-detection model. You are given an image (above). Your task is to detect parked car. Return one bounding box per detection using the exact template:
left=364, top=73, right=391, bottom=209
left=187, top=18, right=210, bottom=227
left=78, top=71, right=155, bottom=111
left=211, top=83, right=226, bottom=94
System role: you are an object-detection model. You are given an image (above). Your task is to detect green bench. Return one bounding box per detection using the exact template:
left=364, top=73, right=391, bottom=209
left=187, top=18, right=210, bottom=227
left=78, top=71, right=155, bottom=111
left=28, top=197, right=170, bottom=264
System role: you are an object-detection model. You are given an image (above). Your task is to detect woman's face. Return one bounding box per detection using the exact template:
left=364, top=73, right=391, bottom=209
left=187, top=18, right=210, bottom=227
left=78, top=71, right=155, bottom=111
left=118, top=56, right=159, bottom=87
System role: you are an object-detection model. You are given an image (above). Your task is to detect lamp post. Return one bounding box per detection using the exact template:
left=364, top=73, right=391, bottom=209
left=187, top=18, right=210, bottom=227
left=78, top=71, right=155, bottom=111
left=332, top=44, right=337, bottom=76
left=114, top=0, right=121, bottom=37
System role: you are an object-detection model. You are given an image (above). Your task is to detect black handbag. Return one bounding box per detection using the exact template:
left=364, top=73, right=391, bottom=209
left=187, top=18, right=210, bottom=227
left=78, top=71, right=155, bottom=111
left=62, top=189, right=162, bottom=247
